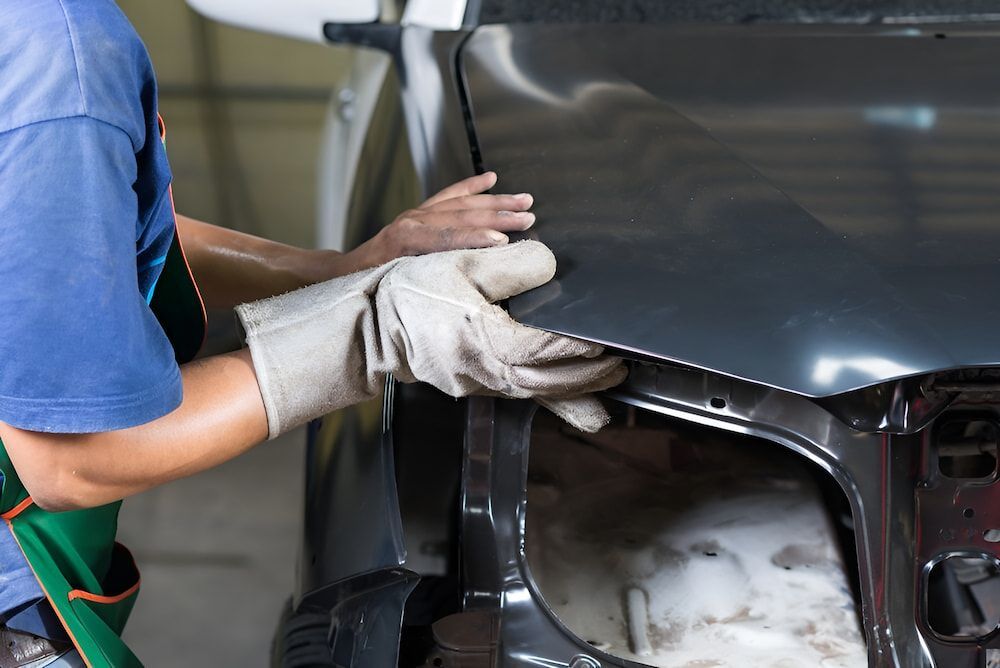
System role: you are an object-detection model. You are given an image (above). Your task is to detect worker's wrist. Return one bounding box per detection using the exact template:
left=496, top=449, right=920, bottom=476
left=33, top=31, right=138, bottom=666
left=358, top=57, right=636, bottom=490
left=345, top=233, right=394, bottom=273
left=288, top=248, right=350, bottom=287
left=235, top=265, right=391, bottom=439
left=285, top=231, right=406, bottom=291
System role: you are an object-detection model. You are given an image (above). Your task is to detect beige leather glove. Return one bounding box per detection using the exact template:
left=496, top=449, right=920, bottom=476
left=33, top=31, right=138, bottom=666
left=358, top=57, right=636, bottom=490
left=235, top=240, right=626, bottom=439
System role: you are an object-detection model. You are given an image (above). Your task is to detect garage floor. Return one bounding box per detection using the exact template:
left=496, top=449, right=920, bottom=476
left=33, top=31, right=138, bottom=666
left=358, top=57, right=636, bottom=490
left=118, top=428, right=305, bottom=667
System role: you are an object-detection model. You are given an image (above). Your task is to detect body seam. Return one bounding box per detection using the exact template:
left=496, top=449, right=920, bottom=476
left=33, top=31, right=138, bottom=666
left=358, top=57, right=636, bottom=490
left=0, top=114, right=134, bottom=145
left=55, top=0, right=88, bottom=115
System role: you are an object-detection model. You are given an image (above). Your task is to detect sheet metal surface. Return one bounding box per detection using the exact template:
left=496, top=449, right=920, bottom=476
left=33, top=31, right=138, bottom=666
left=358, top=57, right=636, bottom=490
left=461, top=23, right=1000, bottom=397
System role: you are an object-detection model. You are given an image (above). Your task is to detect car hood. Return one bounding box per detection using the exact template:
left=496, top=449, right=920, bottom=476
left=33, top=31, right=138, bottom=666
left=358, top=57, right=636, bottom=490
left=460, top=22, right=1000, bottom=397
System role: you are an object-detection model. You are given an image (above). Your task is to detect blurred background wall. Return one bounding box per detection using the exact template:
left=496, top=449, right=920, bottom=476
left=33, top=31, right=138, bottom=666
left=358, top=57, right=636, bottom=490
left=113, top=2, right=352, bottom=665
left=119, top=0, right=351, bottom=248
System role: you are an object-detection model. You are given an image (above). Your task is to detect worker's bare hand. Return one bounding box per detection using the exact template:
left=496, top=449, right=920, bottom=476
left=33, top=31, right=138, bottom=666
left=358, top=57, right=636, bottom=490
left=297, top=173, right=534, bottom=284
left=356, top=171, right=534, bottom=267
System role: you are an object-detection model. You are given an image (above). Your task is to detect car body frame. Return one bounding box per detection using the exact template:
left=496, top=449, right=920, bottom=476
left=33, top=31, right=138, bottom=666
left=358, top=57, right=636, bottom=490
left=187, top=2, right=1000, bottom=666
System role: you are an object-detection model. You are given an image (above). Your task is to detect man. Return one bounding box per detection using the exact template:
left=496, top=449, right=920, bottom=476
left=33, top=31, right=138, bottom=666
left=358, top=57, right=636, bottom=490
left=0, top=1, right=624, bottom=666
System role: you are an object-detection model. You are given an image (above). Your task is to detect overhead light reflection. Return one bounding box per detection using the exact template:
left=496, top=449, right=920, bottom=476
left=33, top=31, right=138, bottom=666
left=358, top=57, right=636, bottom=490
left=503, top=588, right=533, bottom=604
left=864, top=105, right=937, bottom=131
left=812, top=356, right=917, bottom=387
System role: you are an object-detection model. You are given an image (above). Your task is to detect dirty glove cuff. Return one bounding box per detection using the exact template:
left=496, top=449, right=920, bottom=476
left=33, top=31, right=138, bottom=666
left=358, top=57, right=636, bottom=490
left=235, top=262, right=397, bottom=439
left=237, top=241, right=627, bottom=440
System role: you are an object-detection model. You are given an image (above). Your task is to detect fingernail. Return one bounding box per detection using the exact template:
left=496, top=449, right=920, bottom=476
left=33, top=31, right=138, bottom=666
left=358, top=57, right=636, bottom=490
left=516, top=193, right=533, bottom=202
left=498, top=211, right=535, bottom=225
left=488, top=231, right=508, bottom=243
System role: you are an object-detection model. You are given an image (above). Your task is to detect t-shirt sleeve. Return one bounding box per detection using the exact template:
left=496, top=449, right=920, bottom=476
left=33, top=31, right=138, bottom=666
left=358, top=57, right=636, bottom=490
left=0, top=116, right=183, bottom=433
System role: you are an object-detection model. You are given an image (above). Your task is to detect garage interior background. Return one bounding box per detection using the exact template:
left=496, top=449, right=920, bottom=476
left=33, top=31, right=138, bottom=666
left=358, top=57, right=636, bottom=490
left=114, top=2, right=351, bottom=665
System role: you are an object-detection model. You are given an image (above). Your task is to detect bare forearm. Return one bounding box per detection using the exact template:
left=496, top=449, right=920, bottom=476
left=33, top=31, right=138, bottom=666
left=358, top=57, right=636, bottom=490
left=176, top=214, right=358, bottom=309
left=0, top=349, right=268, bottom=511
left=175, top=173, right=537, bottom=308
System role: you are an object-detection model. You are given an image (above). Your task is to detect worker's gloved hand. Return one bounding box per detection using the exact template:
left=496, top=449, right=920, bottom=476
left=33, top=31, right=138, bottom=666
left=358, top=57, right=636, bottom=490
left=235, top=240, right=626, bottom=439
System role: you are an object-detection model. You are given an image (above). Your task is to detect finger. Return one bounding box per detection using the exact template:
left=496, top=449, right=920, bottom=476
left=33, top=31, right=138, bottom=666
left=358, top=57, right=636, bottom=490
left=509, top=356, right=628, bottom=397
left=420, top=208, right=535, bottom=232
left=460, top=240, right=556, bottom=302
left=422, top=172, right=498, bottom=207
left=483, top=315, right=605, bottom=365
left=402, top=225, right=511, bottom=256
left=423, top=193, right=533, bottom=213
left=536, top=395, right=612, bottom=433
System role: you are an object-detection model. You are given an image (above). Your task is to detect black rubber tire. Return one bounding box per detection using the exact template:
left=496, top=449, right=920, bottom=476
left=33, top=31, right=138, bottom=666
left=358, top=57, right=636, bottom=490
left=271, top=598, right=336, bottom=668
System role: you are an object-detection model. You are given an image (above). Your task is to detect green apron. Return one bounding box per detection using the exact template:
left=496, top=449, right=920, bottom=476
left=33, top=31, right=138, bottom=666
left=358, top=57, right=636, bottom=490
left=0, top=115, right=206, bottom=667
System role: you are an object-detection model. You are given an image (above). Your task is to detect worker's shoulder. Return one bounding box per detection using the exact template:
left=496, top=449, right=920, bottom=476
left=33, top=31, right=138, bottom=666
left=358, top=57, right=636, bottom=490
left=0, top=0, right=153, bottom=148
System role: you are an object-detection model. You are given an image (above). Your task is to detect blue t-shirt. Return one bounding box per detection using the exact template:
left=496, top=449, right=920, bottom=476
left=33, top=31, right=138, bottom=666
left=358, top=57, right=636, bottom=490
left=0, top=0, right=182, bottom=628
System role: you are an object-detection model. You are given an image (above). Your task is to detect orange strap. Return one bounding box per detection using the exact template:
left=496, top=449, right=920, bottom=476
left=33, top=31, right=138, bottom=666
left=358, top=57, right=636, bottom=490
left=67, top=580, right=140, bottom=605
left=1, top=497, right=33, bottom=520
left=67, top=542, right=142, bottom=604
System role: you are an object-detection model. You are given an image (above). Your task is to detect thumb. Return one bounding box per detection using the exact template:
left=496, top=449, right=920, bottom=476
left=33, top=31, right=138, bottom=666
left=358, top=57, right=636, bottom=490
left=536, top=394, right=612, bottom=433
left=462, top=240, right=557, bottom=303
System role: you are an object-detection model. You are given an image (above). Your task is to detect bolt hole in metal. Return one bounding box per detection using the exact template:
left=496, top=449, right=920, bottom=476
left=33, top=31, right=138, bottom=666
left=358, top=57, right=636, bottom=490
left=709, top=397, right=727, bottom=409
left=525, top=405, right=866, bottom=666
left=937, top=419, right=999, bottom=479
left=965, top=508, right=977, bottom=519
left=926, top=555, right=1000, bottom=640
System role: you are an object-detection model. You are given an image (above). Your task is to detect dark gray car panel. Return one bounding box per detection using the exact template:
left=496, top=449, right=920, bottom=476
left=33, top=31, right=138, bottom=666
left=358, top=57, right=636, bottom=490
left=281, top=19, right=1000, bottom=668
left=474, top=0, right=1000, bottom=24
left=461, top=23, right=1000, bottom=398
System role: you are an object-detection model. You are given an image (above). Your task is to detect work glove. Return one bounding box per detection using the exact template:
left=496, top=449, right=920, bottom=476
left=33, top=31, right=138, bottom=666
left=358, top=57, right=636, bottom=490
left=235, top=240, right=626, bottom=439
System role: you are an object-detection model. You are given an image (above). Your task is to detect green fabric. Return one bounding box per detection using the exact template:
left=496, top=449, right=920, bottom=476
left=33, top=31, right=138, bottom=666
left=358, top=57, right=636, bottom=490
left=150, top=232, right=205, bottom=365
left=0, top=153, right=204, bottom=663
left=0, top=118, right=204, bottom=663
left=0, top=442, right=142, bottom=667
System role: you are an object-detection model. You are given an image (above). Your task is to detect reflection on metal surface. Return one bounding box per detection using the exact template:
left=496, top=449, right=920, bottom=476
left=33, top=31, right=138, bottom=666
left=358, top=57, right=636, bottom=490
left=336, top=61, right=423, bottom=253
left=402, top=0, right=468, bottom=30
left=812, top=356, right=919, bottom=389
left=398, top=29, right=478, bottom=196
left=885, top=13, right=1000, bottom=24
left=293, top=385, right=412, bottom=667
left=316, top=49, right=393, bottom=251
left=296, top=390, right=404, bottom=605
left=328, top=571, right=420, bottom=667
left=461, top=23, right=1000, bottom=397
left=863, top=105, right=937, bottom=130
